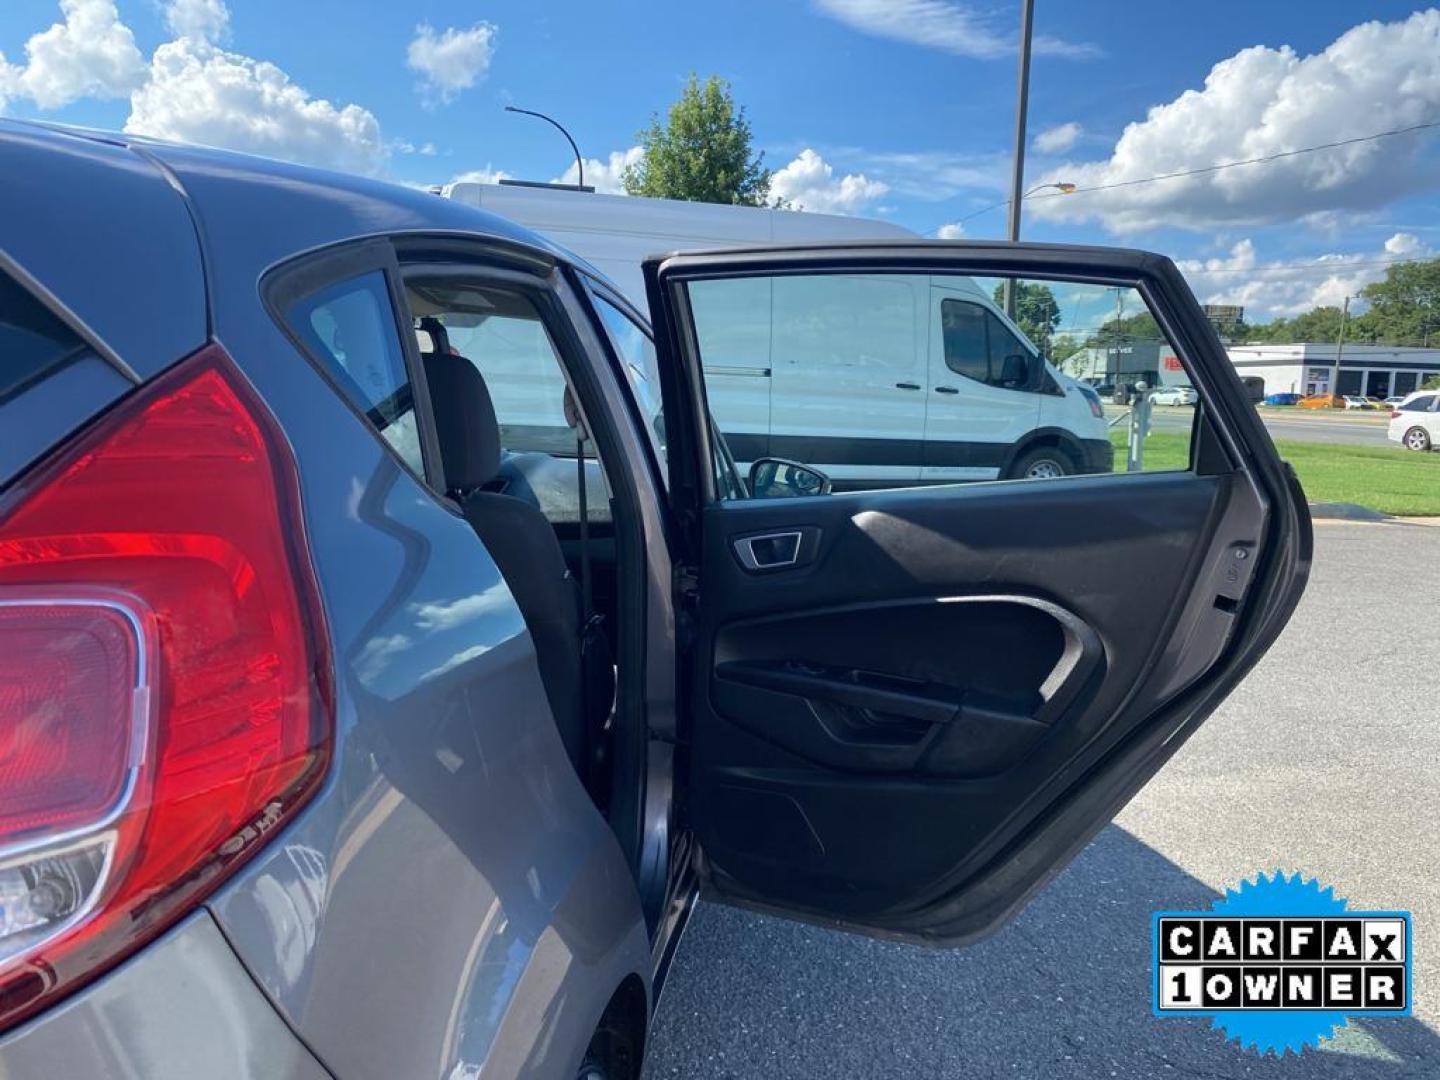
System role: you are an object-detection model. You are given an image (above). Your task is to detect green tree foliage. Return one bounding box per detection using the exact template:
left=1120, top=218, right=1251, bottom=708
left=1245, top=306, right=1349, bottom=344
left=1088, top=310, right=1164, bottom=347
left=1050, top=334, right=1085, bottom=375
left=1356, top=258, right=1440, bottom=346
left=991, top=281, right=1061, bottom=357
left=623, top=75, right=772, bottom=206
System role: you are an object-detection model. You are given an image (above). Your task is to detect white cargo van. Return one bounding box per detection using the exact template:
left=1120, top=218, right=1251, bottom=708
left=441, top=181, right=1113, bottom=485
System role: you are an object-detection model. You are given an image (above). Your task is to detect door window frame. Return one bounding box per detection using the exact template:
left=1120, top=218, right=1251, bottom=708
left=648, top=256, right=1237, bottom=511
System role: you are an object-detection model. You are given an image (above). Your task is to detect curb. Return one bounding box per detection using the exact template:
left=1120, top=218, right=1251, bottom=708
left=1308, top=502, right=1440, bottom=525
left=1308, top=502, right=1393, bottom=523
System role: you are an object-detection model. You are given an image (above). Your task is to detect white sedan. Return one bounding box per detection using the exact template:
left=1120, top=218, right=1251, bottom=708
left=1387, top=391, right=1439, bottom=451
left=1151, top=385, right=1198, bottom=406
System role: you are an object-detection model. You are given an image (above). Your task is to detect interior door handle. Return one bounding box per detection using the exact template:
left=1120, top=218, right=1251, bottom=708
left=733, top=530, right=804, bottom=571
left=895, top=381, right=921, bottom=390
left=935, top=385, right=960, bottom=394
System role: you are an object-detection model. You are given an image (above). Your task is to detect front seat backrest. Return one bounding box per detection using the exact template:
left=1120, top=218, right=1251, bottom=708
left=420, top=349, right=586, bottom=769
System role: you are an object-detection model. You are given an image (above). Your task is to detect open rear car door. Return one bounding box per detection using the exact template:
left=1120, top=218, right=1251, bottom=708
left=644, top=242, right=1311, bottom=944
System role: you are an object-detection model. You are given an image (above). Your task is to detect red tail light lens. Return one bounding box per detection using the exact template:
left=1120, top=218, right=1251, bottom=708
left=0, top=346, right=332, bottom=1032
left=1390, top=409, right=1402, bottom=418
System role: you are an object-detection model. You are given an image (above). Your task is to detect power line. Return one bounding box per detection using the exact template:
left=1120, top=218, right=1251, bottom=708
left=955, top=118, right=1440, bottom=224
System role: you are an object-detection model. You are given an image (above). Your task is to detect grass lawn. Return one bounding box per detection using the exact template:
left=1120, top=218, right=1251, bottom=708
left=1108, top=429, right=1440, bottom=515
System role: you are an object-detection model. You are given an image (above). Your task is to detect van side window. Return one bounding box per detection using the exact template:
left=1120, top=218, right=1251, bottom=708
left=941, top=300, right=989, bottom=384
left=286, top=270, right=424, bottom=474
left=942, top=299, right=1032, bottom=390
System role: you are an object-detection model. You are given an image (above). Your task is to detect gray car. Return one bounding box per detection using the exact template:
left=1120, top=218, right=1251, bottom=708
left=0, top=120, right=1310, bottom=1079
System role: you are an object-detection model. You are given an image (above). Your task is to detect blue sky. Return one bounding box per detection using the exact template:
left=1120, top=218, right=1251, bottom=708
left=3, top=1, right=1438, bottom=320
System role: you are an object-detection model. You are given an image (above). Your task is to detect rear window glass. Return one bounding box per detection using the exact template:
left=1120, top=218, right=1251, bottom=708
left=0, top=271, right=87, bottom=404
left=286, top=270, right=423, bottom=474
left=1402, top=394, right=1436, bottom=411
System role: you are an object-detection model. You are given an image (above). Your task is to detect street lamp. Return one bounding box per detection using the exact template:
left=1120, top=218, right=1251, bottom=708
left=503, top=105, right=585, bottom=190
left=1025, top=181, right=1077, bottom=198
left=1002, top=178, right=1078, bottom=316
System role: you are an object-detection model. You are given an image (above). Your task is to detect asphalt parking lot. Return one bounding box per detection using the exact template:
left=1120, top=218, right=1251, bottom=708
left=644, top=520, right=1440, bottom=1079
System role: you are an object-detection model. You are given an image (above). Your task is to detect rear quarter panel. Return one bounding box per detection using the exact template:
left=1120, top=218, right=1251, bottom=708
left=151, top=154, right=650, bottom=1078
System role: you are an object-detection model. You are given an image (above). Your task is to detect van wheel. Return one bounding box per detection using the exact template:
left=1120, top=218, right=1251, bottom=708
left=1009, top=446, right=1075, bottom=480
left=1404, top=426, right=1432, bottom=452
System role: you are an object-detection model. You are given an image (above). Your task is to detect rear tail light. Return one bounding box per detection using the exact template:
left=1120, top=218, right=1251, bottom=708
left=0, top=345, right=332, bottom=1032
left=1390, top=410, right=1401, bottom=418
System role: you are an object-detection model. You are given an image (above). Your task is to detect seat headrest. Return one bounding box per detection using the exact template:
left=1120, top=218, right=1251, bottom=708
left=421, top=351, right=501, bottom=491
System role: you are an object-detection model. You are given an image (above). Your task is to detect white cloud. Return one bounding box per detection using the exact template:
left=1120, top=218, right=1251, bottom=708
left=771, top=148, right=889, bottom=214
left=394, top=139, right=438, bottom=156
left=935, top=222, right=965, bottom=239
left=1385, top=231, right=1423, bottom=257
left=1177, top=233, right=1433, bottom=321
left=1033, top=121, right=1081, bottom=154
left=407, top=22, right=496, bottom=105
left=450, top=166, right=511, bottom=185
left=126, top=38, right=385, bottom=175
left=411, top=585, right=509, bottom=632
left=1031, top=10, right=1440, bottom=233
left=811, top=0, right=1098, bottom=60
left=7, top=0, right=146, bottom=109
left=553, top=146, right=644, bottom=194
left=164, top=0, right=229, bottom=42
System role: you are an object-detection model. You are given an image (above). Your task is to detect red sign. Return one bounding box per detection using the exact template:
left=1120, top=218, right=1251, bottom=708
left=1163, top=354, right=1183, bottom=371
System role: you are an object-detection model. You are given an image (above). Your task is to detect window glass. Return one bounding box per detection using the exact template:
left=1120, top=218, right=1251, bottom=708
left=682, top=272, right=1194, bottom=500
left=1, top=270, right=86, bottom=402
left=414, top=283, right=585, bottom=459
left=941, top=300, right=988, bottom=383
left=286, top=270, right=422, bottom=473
left=1401, top=394, right=1436, bottom=411
left=986, top=312, right=1029, bottom=378
left=592, top=293, right=667, bottom=474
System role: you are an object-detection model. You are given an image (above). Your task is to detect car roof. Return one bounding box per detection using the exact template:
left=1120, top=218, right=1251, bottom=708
left=1, top=121, right=624, bottom=376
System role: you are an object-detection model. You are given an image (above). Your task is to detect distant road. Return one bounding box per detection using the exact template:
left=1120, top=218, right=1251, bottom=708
left=1112, top=405, right=1393, bottom=447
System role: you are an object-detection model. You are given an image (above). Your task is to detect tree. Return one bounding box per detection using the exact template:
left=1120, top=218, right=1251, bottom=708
left=1356, top=257, right=1440, bottom=346
left=1087, top=310, right=1163, bottom=348
left=991, top=281, right=1060, bottom=357
left=623, top=75, right=772, bottom=206
left=1050, top=334, right=1085, bottom=374
left=1241, top=306, right=1348, bottom=344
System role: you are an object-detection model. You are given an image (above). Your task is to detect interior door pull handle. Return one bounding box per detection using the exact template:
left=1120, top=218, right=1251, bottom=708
left=935, top=385, right=960, bottom=394
left=895, top=381, right=921, bottom=390
left=733, top=531, right=804, bottom=571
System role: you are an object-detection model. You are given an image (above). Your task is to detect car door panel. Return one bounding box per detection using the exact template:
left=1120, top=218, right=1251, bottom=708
left=691, top=468, right=1233, bottom=917
left=643, top=243, right=1310, bottom=946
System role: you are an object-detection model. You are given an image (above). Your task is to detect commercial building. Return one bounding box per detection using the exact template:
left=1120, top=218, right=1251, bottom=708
left=1225, top=343, right=1440, bottom=399
left=1070, top=341, right=1188, bottom=389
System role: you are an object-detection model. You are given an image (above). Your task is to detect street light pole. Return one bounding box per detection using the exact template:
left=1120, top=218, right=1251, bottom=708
left=1329, top=295, right=1351, bottom=402
left=504, top=105, right=584, bottom=189
left=1002, top=0, right=1035, bottom=318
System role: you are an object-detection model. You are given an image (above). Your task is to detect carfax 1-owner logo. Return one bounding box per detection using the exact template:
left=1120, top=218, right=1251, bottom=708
left=1152, top=871, right=1413, bottom=1055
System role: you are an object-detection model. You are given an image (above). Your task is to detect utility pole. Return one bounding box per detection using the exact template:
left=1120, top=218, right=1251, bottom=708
left=1329, top=295, right=1351, bottom=401
left=1002, top=0, right=1035, bottom=319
